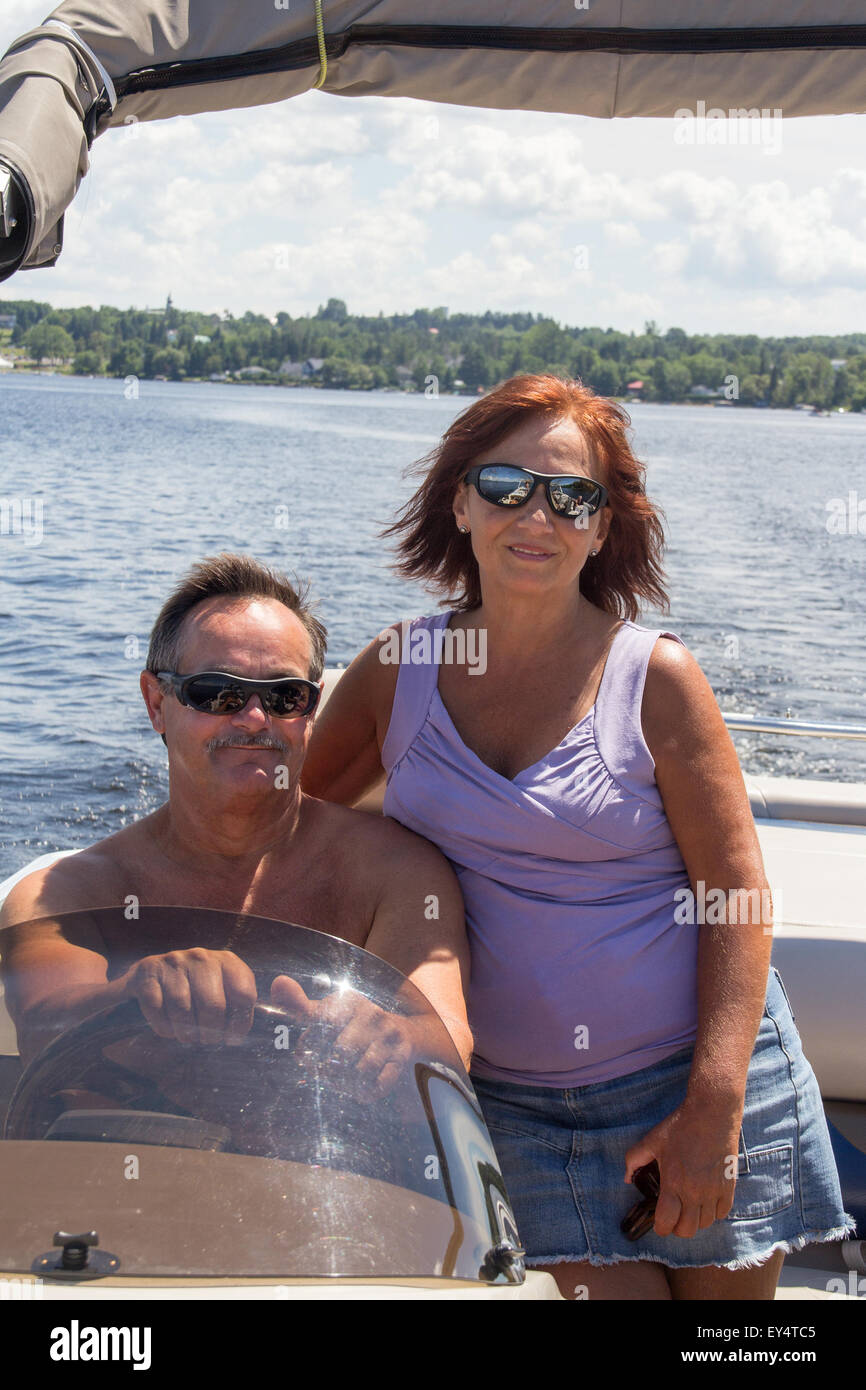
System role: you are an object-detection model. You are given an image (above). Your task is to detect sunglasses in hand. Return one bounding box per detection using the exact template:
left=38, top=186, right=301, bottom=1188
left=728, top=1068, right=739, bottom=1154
left=621, top=1159, right=661, bottom=1241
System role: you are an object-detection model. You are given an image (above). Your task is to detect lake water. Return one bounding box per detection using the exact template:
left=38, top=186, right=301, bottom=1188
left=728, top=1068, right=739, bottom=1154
left=1, top=374, right=864, bottom=877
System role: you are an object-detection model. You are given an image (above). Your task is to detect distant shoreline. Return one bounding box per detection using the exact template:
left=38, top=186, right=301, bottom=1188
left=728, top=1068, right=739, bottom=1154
left=0, top=367, right=857, bottom=412
left=2, top=294, right=863, bottom=409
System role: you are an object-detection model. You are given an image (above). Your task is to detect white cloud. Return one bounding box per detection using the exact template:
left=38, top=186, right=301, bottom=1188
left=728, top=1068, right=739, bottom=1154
left=241, top=160, right=354, bottom=215
left=653, top=181, right=866, bottom=288
left=654, top=171, right=739, bottom=224
left=383, top=121, right=666, bottom=221
left=227, top=203, right=431, bottom=311
left=649, top=239, right=689, bottom=277
left=216, top=108, right=370, bottom=164
left=827, top=168, right=866, bottom=204
left=597, top=286, right=665, bottom=327
left=603, top=220, right=643, bottom=247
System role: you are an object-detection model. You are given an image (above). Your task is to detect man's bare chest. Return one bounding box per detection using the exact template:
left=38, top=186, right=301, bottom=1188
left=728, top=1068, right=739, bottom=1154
left=113, top=854, right=374, bottom=949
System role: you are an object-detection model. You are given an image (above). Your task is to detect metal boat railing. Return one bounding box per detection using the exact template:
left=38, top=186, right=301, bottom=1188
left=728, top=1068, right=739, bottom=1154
left=722, top=714, right=866, bottom=742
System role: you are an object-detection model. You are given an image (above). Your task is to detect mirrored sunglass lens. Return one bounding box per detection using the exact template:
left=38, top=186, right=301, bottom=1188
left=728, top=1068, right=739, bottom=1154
left=185, top=678, right=247, bottom=713
left=478, top=466, right=533, bottom=505
left=265, top=683, right=314, bottom=716
left=549, top=478, right=602, bottom=514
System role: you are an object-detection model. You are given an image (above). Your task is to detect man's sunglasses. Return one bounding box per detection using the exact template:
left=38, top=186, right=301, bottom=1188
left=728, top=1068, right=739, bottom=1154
left=464, top=465, right=608, bottom=518
left=157, top=670, right=321, bottom=718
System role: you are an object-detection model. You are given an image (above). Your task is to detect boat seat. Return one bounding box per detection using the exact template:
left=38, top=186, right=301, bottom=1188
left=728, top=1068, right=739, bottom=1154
left=759, top=819, right=866, bottom=1103
left=0, top=850, right=82, bottom=1060
left=747, top=776, right=866, bottom=828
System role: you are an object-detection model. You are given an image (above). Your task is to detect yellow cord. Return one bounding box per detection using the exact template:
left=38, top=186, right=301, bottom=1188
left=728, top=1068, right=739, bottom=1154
left=312, top=0, right=327, bottom=88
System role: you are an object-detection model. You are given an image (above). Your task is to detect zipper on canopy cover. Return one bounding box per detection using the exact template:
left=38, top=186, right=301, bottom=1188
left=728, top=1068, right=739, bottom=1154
left=98, top=22, right=866, bottom=111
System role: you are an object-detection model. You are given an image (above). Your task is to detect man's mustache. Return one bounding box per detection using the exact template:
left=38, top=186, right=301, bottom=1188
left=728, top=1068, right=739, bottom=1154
left=206, top=733, right=290, bottom=754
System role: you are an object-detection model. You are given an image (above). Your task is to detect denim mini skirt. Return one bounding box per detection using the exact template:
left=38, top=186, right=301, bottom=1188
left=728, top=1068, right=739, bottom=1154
left=472, top=968, right=856, bottom=1270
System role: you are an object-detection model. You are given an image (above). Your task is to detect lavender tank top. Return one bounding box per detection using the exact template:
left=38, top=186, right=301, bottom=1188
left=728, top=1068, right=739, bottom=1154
left=382, top=613, right=699, bottom=1087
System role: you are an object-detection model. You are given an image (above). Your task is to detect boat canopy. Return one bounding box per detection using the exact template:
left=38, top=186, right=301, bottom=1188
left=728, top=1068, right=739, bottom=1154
left=3, top=2, right=866, bottom=278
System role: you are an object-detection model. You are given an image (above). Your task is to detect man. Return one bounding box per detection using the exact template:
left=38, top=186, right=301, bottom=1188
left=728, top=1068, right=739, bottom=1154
left=0, top=554, right=471, bottom=1083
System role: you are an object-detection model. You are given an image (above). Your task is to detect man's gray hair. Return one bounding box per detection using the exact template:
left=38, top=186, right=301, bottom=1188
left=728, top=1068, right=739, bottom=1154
left=146, top=553, right=327, bottom=680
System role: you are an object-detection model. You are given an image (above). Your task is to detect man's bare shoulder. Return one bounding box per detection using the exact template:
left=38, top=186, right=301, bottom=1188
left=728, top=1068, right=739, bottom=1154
left=0, top=821, right=152, bottom=928
left=304, top=796, right=454, bottom=878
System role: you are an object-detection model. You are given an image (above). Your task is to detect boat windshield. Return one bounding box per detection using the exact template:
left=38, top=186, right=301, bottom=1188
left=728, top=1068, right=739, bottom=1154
left=0, top=907, right=523, bottom=1284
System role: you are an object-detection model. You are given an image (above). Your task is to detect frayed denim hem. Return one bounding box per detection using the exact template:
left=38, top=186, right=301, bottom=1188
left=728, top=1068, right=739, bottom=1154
left=526, top=1216, right=859, bottom=1272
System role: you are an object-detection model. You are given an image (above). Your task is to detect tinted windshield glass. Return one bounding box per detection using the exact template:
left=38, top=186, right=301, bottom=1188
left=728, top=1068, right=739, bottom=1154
left=0, top=908, right=522, bottom=1283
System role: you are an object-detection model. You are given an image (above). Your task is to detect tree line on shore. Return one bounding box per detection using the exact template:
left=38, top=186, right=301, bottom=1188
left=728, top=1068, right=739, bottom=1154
left=2, top=295, right=865, bottom=409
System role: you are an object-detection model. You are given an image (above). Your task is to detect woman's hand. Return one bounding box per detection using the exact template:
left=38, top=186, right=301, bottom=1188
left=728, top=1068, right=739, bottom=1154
left=624, top=1096, right=743, bottom=1238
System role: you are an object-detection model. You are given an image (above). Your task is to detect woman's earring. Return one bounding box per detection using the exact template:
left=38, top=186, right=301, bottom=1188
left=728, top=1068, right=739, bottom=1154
left=459, top=525, right=469, bottom=534
left=590, top=549, right=598, bottom=556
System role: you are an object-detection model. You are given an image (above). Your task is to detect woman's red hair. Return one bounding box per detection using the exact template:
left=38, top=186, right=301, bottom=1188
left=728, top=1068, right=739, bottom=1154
left=384, top=374, right=668, bottom=620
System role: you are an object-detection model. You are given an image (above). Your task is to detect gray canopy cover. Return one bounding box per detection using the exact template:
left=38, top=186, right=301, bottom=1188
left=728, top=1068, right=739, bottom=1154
left=2, top=1, right=866, bottom=281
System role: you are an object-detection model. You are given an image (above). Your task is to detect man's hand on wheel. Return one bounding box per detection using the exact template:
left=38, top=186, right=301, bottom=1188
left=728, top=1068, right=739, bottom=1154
left=270, top=974, right=416, bottom=1096
left=122, top=948, right=257, bottom=1045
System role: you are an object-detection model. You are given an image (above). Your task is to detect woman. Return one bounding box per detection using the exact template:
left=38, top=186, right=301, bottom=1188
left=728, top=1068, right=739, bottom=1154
left=302, top=374, right=853, bottom=1300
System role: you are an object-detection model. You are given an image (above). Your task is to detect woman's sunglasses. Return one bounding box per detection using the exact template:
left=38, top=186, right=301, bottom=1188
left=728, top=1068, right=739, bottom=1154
left=464, top=464, right=608, bottom=519
left=157, top=670, right=321, bottom=718
left=620, top=1160, right=661, bottom=1241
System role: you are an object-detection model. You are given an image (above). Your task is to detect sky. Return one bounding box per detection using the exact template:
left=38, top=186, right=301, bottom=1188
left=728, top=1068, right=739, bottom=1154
left=4, top=2, right=866, bottom=336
